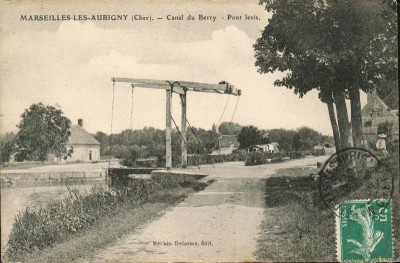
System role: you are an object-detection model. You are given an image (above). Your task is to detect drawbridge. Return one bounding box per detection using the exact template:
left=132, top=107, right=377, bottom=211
left=111, top=77, right=241, bottom=169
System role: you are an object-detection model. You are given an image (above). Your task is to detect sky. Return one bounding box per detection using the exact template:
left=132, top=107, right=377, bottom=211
left=0, top=0, right=367, bottom=136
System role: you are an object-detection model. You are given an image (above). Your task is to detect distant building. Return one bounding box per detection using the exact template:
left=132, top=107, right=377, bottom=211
left=212, top=135, right=239, bottom=155
left=313, top=143, right=335, bottom=156
left=65, top=119, right=100, bottom=162
left=248, top=143, right=279, bottom=153
left=361, top=91, right=399, bottom=146
left=313, top=145, right=325, bottom=156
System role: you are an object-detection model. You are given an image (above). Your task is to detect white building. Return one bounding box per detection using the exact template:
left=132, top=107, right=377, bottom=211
left=212, top=135, right=240, bottom=155
left=248, top=143, right=279, bottom=153
left=65, top=119, right=100, bottom=162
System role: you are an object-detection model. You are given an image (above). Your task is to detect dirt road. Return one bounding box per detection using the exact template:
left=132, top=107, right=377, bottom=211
left=92, top=156, right=327, bottom=262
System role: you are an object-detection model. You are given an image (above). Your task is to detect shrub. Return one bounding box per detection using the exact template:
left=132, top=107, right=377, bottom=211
left=270, top=157, right=284, bottom=163
left=244, top=152, right=288, bottom=166
left=377, top=121, right=393, bottom=136
left=288, top=151, right=304, bottom=159
left=245, top=152, right=267, bottom=166
left=135, top=158, right=158, bottom=167
left=186, top=152, right=246, bottom=167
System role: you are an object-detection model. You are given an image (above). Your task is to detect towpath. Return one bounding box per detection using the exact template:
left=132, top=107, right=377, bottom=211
left=92, top=156, right=327, bottom=262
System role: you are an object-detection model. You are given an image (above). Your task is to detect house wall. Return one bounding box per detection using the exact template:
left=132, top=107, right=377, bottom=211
left=66, top=144, right=100, bottom=162
left=361, top=94, right=399, bottom=146
left=264, top=144, right=277, bottom=153
left=362, top=116, right=399, bottom=144
left=362, top=115, right=399, bottom=131
left=249, top=144, right=278, bottom=153
left=214, top=146, right=235, bottom=155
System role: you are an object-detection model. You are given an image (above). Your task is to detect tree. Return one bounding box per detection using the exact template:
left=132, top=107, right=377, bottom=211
left=218, top=122, right=242, bottom=135
left=0, top=141, right=15, bottom=163
left=292, top=133, right=301, bottom=152
left=296, top=127, right=324, bottom=151
left=260, top=131, right=271, bottom=144
left=238, top=126, right=262, bottom=148
left=267, top=128, right=297, bottom=152
left=0, top=132, right=16, bottom=163
left=377, top=121, right=393, bottom=137
left=14, top=103, right=71, bottom=161
left=375, top=79, right=399, bottom=110
left=254, top=0, right=397, bottom=150
left=94, top=131, right=109, bottom=155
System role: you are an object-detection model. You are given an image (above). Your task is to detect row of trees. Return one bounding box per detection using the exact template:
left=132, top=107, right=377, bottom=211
left=238, top=125, right=332, bottom=152
left=95, top=121, right=247, bottom=161
left=102, top=123, right=330, bottom=167
left=94, top=126, right=219, bottom=160
left=254, top=0, right=397, bottom=151
left=0, top=103, right=332, bottom=164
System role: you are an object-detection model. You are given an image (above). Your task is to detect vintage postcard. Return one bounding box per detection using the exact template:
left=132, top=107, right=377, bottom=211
left=0, top=0, right=398, bottom=262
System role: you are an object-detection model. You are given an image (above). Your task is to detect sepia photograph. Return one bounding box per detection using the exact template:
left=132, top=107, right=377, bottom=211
left=0, top=0, right=398, bottom=262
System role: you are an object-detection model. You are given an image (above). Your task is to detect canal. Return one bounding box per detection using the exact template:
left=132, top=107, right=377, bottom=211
left=1, top=179, right=107, bottom=255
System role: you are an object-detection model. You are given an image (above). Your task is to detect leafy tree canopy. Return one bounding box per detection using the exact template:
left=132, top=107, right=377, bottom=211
left=15, top=103, right=71, bottom=161
left=238, top=125, right=262, bottom=148
left=375, top=79, right=399, bottom=110
left=98, top=125, right=219, bottom=159
left=267, top=128, right=297, bottom=152
left=0, top=132, right=16, bottom=162
left=255, top=0, right=397, bottom=100
left=218, top=122, right=243, bottom=135
left=266, top=127, right=331, bottom=152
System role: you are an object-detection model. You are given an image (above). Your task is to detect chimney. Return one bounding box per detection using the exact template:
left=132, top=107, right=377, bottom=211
left=78, top=119, right=83, bottom=127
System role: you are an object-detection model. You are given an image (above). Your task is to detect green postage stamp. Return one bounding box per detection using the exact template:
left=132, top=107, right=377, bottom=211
left=337, top=200, right=393, bottom=262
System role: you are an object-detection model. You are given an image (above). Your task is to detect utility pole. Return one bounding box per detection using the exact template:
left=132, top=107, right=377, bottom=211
left=166, top=84, right=172, bottom=169
left=180, top=89, right=187, bottom=168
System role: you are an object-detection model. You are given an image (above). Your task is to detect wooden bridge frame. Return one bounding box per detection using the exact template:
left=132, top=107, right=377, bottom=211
left=112, top=77, right=241, bottom=169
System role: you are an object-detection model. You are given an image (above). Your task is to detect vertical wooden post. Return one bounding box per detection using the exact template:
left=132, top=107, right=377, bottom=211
left=166, top=87, right=172, bottom=169
left=180, top=90, right=187, bottom=168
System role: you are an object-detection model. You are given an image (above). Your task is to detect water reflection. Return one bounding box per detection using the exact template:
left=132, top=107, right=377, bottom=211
left=1, top=179, right=107, bottom=253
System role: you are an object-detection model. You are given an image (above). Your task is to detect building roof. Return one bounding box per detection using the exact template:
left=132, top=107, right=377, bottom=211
left=249, top=143, right=280, bottom=152
left=362, top=92, right=397, bottom=117
left=67, top=125, right=100, bottom=145
left=250, top=143, right=279, bottom=149
left=219, top=135, right=240, bottom=148
left=249, top=145, right=263, bottom=149
left=271, top=142, right=280, bottom=148
left=314, top=145, right=324, bottom=150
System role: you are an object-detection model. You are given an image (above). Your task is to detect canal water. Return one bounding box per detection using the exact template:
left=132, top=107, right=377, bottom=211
left=1, top=179, right=107, bottom=254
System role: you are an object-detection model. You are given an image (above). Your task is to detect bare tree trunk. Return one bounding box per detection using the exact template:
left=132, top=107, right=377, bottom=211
left=333, top=90, right=352, bottom=149
left=326, top=100, right=341, bottom=151
left=349, top=87, right=363, bottom=148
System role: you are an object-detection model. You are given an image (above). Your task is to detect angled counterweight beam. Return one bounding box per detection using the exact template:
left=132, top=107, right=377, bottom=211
left=178, top=80, right=240, bottom=96
left=112, top=77, right=240, bottom=96
left=112, top=78, right=185, bottom=95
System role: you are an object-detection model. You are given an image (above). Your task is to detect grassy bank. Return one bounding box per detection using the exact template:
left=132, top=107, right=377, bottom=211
left=255, top=155, right=399, bottom=261
left=255, top=167, right=335, bottom=261
left=5, top=174, right=211, bottom=262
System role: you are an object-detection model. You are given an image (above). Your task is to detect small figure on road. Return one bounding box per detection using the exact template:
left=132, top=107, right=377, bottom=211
left=376, top=134, right=388, bottom=155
